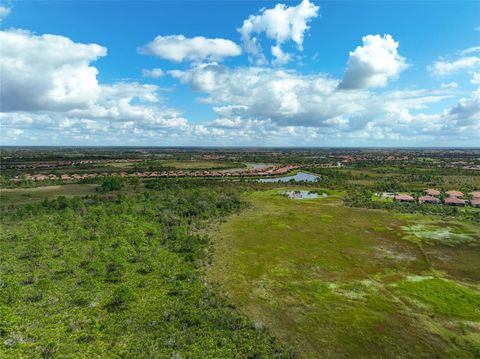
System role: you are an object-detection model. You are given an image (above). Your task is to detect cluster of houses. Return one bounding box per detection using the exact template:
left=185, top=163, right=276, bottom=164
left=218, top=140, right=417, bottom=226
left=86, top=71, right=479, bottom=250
left=394, top=189, right=480, bottom=208
left=5, top=159, right=143, bottom=170
left=11, top=165, right=299, bottom=182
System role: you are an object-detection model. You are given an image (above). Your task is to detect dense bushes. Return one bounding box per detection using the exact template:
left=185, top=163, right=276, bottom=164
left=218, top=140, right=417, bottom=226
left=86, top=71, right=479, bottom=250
left=0, top=185, right=294, bottom=357
left=98, top=177, right=124, bottom=192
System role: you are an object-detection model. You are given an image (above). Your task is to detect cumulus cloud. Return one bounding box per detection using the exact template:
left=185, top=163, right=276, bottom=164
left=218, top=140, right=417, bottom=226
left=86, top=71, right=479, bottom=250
left=429, top=56, right=480, bottom=76
left=238, top=0, right=319, bottom=64
left=0, top=5, right=10, bottom=21
left=338, top=34, right=407, bottom=90
left=171, top=63, right=358, bottom=127
left=170, top=62, right=451, bottom=140
left=429, top=46, right=480, bottom=76
left=139, top=35, right=241, bottom=62
left=0, top=29, right=193, bottom=145
left=1, top=81, right=190, bottom=145
left=445, top=88, right=480, bottom=126
left=0, top=29, right=106, bottom=112
left=162, top=58, right=480, bottom=145
left=142, top=68, right=164, bottom=78
left=68, top=82, right=188, bottom=129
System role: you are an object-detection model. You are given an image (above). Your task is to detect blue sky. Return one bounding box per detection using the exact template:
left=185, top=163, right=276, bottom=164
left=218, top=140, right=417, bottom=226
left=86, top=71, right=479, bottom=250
left=1, top=0, right=479, bottom=146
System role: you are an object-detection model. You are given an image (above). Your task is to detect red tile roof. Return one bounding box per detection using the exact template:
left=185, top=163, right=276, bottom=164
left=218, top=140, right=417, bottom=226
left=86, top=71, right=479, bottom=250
left=424, top=189, right=440, bottom=196
left=470, top=191, right=480, bottom=198
left=444, top=197, right=466, bottom=205
left=419, top=195, right=440, bottom=203
left=394, top=194, right=414, bottom=202
left=446, top=190, right=464, bottom=197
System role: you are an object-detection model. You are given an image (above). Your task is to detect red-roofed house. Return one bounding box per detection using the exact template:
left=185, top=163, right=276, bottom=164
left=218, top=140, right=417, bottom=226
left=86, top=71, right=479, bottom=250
left=394, top=194, right=414, bottom=202
left=419, top=195, right=440, bottom=204
left=471, top=199, right=480, bottom=208
left=446, top=190, right=464, bottom=198
left=470, top=191, right=480, bottom=199
left=424, top=189, right=440, bottom=197
left=444, top=197, right=466, bottom=206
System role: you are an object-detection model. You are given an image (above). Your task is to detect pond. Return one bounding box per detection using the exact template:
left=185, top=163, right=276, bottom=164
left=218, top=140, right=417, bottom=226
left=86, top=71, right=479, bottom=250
left=257, top=172, right=320, bottom=183
left=283, top=190, right=327, bottom=199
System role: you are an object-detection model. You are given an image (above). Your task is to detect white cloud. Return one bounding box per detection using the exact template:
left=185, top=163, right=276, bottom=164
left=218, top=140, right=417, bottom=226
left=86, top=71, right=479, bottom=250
left=139, top=35, right=241, bottom=62
left=440, top=82, right=458, bottom=89
left=428, top=46, right=480, bottom=76
left=3, top=128, right=23, bottom=140
left=171, top=63, right=450, bottom=139
left=238, top=0, right=319, bottom=64
left=0, top=29, right=106, bottom=112
left=159, top=59, right=480, bottom=146
left=445, top=88, right=480, bottom=126
left=461, top=46, right=480, bottom=55
left=339, top=34, right=407, bottom=90
left=471, top=72, right=480, bottom=85
left=1, top=21, right=477, bottom=146
left=142, top=68, right=164, bottom=78
left=0, top=29, right=193, bottom=145
left=0, top=5, right=10, bottom=21
left=429, top=56, right=480, bottom=76
left=66, top=82, right=188, bottom=130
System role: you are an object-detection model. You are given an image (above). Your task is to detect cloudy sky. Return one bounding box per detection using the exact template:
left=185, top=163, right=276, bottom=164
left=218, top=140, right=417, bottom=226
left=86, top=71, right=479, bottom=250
left=1, top=0, right=479, bottom=147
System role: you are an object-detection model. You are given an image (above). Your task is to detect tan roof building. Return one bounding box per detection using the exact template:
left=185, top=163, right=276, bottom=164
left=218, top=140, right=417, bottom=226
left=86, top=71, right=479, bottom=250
left=469, top=191, right=480, bottom=199
left=446, top=190, right=464, bottom=198
left=419, top=195, right=440, bottom=204
left=424, top=189, right=440, bottom=197
left=394, top=194, right=414, bottom=202
left=444, top=197, right=466, bottom=206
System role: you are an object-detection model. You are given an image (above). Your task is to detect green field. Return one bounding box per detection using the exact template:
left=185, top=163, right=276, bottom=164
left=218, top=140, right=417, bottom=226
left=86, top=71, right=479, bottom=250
left=207, top=188, right=480, bottom=358
left=161, top=161, right=243, bottom=170
left=0, top=184, right=99, bottom=206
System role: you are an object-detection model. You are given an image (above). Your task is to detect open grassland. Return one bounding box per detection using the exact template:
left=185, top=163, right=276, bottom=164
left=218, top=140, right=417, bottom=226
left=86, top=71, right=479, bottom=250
left=207, top=188, right=480, bottom=358
left=160, top=161, right=244, bottom=170
left=0, top=184, right=99, bottom=206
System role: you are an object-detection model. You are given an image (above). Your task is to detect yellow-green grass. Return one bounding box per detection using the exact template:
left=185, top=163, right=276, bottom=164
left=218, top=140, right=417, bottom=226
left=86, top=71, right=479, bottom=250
left=161, top=161, right=243, bottom=169
left=442, top=175, right=480, bottom=188
left=96, top=161, right=138, bottom=168
left=207, top=188, right=480, bottom=358
left=0, top=184, right=99, bottom=206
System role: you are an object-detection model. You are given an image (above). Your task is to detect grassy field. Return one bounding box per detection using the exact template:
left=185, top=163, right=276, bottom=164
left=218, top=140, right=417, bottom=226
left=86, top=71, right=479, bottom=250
left=207, top=188, right=480, bottom=358
left=161, top=161, right=244, bottom=170
left=0, top=184, right=99, bottom=206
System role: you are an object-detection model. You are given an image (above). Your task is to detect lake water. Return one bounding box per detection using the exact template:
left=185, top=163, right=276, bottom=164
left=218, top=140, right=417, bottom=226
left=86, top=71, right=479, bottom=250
left=257, top=172, right=320, bottom=183
left=283, top=190, right=321, bottom=199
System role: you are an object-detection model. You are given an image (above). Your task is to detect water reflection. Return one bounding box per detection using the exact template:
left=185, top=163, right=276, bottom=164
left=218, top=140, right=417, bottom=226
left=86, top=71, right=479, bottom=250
left=283, top=190, right=322, bottom=199
left=257, top=172, right=320, bottom=183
